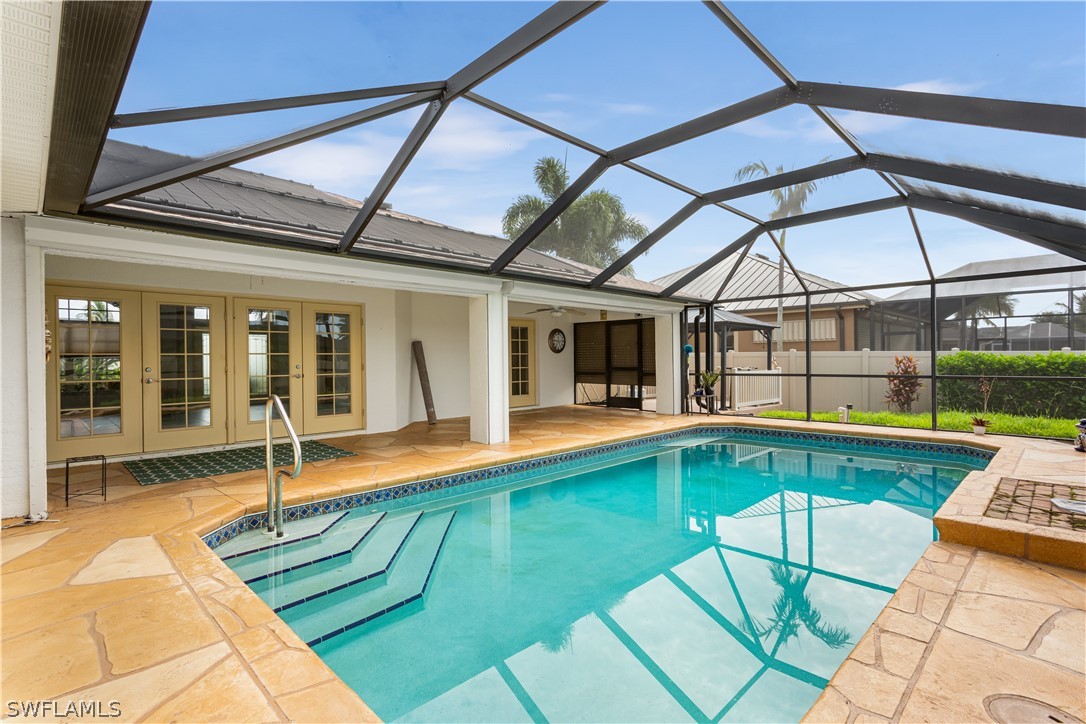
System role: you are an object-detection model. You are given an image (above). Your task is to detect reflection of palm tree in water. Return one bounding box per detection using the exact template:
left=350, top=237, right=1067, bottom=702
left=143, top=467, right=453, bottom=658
left=539, top=592, right=628, bottom=654
left=744, top=563, right=851, bottom=652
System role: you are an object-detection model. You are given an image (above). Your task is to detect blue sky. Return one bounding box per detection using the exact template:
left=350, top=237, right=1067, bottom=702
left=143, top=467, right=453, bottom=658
left=113, top=1, right=1085, bottom=312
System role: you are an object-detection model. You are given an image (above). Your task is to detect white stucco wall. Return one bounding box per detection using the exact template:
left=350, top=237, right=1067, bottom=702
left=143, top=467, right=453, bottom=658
left=409, top=292, right=471, bottom=423
left=508, top=301, right=576, bottom=410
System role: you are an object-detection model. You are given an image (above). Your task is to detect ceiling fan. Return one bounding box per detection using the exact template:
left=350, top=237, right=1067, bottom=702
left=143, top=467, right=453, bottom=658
left=526, top=306, right=586, bottom=318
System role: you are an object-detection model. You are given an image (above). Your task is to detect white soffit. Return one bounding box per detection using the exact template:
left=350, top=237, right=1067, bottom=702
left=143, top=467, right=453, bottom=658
left=1, top=1, right=59, bottom=214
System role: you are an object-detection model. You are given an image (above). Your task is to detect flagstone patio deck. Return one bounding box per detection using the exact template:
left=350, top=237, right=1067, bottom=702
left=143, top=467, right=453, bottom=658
left=3, top=407, right=1083, bottom=722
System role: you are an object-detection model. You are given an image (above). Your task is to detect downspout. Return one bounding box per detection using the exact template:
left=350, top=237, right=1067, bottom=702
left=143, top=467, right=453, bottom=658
left=834, top=305, right=845, bottom=351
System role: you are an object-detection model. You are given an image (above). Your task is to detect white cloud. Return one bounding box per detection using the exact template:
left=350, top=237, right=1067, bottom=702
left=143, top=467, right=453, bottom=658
left=239, top=129, right=402, bottom=190
left=892, top=79, right=984, bottom=95
left=420, top=105, right=540, bottom=171
left=602, top=102, right=655, bottom=116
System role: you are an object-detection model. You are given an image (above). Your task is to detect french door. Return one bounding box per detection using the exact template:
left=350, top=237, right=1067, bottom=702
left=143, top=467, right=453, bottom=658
left=46, top=287, right=143, bottom=460
left=509, top=318, right=537, bottom=408
left=46, top=287, right=365, bottom=461
left=141, top=294, right=228, bottom=451
left=233, top=299, right=364, bottom=441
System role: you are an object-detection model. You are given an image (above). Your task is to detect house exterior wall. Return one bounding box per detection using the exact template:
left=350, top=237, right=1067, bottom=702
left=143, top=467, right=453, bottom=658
left=410, top=293, right=470, bottom=423
left=733, top=308, right=862, bottom=353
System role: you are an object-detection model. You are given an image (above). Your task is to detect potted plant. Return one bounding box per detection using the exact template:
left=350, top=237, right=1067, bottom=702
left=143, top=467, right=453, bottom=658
left=971, top=416, right=990, bottom=435
left=696, top=369, right=721, bottom=396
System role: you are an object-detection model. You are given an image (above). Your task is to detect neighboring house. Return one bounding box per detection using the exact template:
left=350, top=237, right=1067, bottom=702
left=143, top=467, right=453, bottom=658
left=654, top=253, right=879, bottom=352
left=882, top=254, right=1086, bottom=351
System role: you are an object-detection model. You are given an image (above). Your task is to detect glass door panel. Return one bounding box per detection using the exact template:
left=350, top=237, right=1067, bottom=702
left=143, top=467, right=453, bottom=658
left=142, top=294, right=227, bottom=451
left=509, top=318, right=537, bottom=408
left=234, top=299, right=302, bottom=441
left=46, top=287, right=142, bottom=461
left=301, top=303, right=364, bottom=434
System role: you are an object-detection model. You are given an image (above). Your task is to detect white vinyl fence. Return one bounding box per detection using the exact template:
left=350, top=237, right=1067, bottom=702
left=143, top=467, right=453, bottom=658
left=726, top=348, right=1082, bottom=414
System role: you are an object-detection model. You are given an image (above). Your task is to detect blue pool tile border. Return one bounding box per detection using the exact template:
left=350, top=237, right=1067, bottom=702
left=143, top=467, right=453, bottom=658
left=203, top=425, right=994, bottom=550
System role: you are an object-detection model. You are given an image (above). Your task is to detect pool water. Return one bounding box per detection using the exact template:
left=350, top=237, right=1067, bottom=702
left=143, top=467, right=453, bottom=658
left=221, top=433, right=987, bottom=723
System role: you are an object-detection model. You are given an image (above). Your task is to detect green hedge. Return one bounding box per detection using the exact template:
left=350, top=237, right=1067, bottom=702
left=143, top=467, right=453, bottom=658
left=935, top=351, right=1086, bottom=418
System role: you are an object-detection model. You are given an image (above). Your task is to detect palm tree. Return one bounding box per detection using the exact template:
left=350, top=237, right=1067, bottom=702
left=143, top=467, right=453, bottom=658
left=1033, top=292, right=1086, bottom=333
left=734, top=161, right=828, bottom=352
left=503, top=157, right=648, bottom=275
left=745, top=563, right=851, bottom=653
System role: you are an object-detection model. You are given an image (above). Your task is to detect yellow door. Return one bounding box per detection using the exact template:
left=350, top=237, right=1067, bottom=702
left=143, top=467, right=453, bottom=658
left=509, top=318, right=538, bottom=408
left=233, top=299, right=303, bottom=441
left=300, top=302, right=365, bottom=434
left=141, top=294, right=228, bottom=451
left=46, top=286, right=143, bottom=461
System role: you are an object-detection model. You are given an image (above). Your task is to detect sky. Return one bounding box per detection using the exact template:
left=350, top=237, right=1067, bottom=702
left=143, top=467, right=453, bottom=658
left=111, top=1, right=1085, bottom=313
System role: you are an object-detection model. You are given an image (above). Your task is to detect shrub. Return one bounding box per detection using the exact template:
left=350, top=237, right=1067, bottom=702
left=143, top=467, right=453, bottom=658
left=885, top=355, right=923, bottom=413
left=935, top=351, right=1086, bottom=418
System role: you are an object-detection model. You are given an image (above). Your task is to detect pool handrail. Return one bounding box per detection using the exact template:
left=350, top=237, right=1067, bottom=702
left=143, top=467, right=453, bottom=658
left=265, top=394, right=302, bottom=538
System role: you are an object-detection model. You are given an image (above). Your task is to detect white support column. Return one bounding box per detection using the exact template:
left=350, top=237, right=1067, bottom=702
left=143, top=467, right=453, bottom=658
left=468, top=291, right=508, bottom=444
left=1, top=218, right=47, bottom=518
left=654, top=312, right=682, bottom=415
left=25, top=243, right=47, bottom=515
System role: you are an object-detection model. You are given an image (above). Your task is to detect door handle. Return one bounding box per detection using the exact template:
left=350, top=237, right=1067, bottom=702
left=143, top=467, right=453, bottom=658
left=145, top=377, right=159, bottom=384
left=292, top=373, right=303, bottom=378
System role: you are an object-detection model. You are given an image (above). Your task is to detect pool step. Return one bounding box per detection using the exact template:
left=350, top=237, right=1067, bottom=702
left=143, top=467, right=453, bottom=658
left=284, top=509, right=456, bottom=646
left=226, top=511, right=386, bottom=584
left=250, top=511, right=425, bottom=612
left=213, top=511, right=349, bottom=560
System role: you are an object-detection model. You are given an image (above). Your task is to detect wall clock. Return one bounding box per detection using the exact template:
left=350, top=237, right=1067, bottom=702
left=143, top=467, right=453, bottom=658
left=548, top=328, right=566, bottom=353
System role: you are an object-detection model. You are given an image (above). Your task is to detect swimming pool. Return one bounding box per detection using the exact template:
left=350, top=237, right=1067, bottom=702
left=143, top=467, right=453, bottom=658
left=213, top=428, right=990, bottom=722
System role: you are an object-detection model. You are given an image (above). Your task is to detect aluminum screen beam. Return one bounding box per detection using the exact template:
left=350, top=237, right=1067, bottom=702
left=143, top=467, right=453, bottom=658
left=974, top=225, right=1086, bottom=263
left=699, top=0, right=908, bottom=201
left=909, top=195, right=1086, bottom=257
left=485, top=157, right=611, bottom=270
left=701, top=1, right=796, bottom=88
left=338, top=1, right=603, bottom=254
left=797, top=82, right=1086, bottom=138
left=711, top=239, right=756, bottom=304
left=336, top=99, right=447, bottom=253
left=111, top=81, right=448, bottom=128
left=870, top=154, right=1086, bottom=211
left=591, top=199, right=704, bottom=288
left=705, top=156, right=865, bottom=205
left=445, top=1, right=602, bottom=96
left=465, top=91, right=765, bottom=226
left=85, top=91, right=437, bottom=209
left=490, top=87, right=792, bottom=273
left=608, top=86, right=793, bottom=163
left=764, top=197, right=905, bottom=230
left=658, top=228, right=764, bottom=298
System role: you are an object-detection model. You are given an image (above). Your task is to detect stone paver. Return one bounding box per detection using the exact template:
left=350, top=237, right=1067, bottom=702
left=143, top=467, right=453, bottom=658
left=2, top=407, right=1084, bottom=722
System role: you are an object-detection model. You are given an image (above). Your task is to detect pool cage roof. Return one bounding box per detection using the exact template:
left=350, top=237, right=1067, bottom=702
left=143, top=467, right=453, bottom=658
left=43, top=1, right=1086, bottom=305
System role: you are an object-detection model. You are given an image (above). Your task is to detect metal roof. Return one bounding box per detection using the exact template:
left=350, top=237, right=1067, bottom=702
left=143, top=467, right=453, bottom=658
left=654, top=252, right=879, bottom=311
left=95, top=140, right=666, bottom=296
left=885, top=253, right=1086, bottom=302
left=710, top=308, right=777, bottom=331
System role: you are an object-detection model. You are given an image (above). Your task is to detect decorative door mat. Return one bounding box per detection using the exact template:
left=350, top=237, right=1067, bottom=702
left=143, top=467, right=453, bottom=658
left=125, top=441, right=355, bottom=485
left=985, top=478, right=1086, bottom=531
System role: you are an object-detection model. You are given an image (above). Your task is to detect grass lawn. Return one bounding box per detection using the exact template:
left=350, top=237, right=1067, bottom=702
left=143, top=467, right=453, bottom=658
left=756, top=409, right=1079, bottom=439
